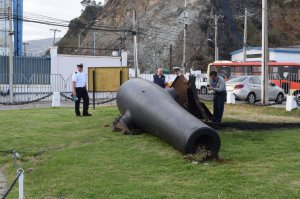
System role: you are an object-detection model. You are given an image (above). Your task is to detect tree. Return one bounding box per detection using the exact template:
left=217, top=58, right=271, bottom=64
left=80, top=0, right=101, bottom=7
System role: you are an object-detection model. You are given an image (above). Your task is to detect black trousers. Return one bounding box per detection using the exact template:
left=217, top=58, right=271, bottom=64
left=75, top=87, right=89, bottom=116
left=213, top=92, right=226, bottom=123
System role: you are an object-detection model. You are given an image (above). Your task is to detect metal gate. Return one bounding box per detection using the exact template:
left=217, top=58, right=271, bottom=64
left=0, top=55, right=51, bottom=104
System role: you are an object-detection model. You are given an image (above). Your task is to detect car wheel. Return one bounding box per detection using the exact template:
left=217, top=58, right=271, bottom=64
left=275, top=93, right=284, bottom=104
left=200, top=86, right=207, bottom=95
left=295, top=92, right=300, bottom=106
left=247, top=93, right=256, bottom=104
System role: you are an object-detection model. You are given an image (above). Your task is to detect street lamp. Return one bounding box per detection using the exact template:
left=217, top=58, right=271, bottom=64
left=78, top=20, right=99, bottom=48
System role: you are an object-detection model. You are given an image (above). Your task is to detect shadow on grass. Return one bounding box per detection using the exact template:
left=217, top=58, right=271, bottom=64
left=218, top=122, right=300, bottom=131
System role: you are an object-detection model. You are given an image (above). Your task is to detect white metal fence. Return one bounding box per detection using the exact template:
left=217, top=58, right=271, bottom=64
left=137, top=73, right=213, bottom=98
left=0, top=73, right=119, bottom=105
left=2, top=72, right=297, bottom=105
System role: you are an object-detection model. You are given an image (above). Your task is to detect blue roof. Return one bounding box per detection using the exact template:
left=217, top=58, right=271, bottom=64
left=230, top=47, right=300, bottom=55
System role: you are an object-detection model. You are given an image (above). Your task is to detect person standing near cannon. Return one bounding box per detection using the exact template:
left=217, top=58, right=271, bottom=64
left=72, top=63, right=92, bottom=117
left=173, top=66, right=182, bottom=77
left=207, top=71, right=226, bottom=125
left=153, top=68, right=166, bottom=88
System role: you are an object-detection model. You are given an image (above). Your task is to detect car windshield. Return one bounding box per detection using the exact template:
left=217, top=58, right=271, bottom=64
left=227, top=76, right=248, bottom=83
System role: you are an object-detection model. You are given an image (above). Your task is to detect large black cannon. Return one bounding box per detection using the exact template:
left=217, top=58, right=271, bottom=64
left=113, top=78, right=220, bottom=158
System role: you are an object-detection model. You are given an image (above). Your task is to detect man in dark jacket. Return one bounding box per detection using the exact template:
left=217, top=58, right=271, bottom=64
left=153, top=68, right=166, bottom=88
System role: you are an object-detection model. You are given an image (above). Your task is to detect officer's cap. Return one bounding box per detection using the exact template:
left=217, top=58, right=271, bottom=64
left=173, top=67, right=180, bottom=71
left=77, top=63, right=83, bottom=68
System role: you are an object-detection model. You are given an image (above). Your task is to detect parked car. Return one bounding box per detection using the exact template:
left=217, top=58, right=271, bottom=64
left=194, top=73, right=209, bottom=94
left=226, top=76, right=285, bottom=104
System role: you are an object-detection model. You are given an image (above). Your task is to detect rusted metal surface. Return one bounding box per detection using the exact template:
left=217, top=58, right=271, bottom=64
left=171, top=75, right=213, bottom=121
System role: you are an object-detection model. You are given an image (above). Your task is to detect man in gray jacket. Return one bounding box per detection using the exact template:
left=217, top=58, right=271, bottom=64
left=207, top=71, right=226, bottom=125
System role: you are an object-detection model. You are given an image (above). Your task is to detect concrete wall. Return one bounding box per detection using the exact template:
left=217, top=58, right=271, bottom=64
left=50, top=46, right=127, bottom=80
left=50, top=46, right=128, bottom=92
left=272, top=52, right=300, bottom=62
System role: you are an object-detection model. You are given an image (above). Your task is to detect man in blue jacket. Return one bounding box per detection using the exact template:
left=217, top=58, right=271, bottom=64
left=153, top=68, right=166, bottom=88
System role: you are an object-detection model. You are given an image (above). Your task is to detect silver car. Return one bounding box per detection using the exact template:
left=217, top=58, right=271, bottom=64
left=226, top=76, right=285, bottom=104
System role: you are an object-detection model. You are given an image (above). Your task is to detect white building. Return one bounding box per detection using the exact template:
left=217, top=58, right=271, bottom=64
left=230, top=47, right=300, bottom=62
left=50, top=46, right=128, bottom=94
left=0, top=0, right=9, bottom=54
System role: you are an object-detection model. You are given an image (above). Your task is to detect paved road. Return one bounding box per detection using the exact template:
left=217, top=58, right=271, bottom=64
left=198, top=94, right=300, bottom=109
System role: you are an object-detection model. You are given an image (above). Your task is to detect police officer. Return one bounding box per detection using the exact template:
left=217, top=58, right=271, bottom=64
left=207, top=71, right=226, bottom=125
left=153, top=68, right=166, bottom=88
left=173, top=67, right=182, bottom=76
left=72, top=63, right=92, bottom=117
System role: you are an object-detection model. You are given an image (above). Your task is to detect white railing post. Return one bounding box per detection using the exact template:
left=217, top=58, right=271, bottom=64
left=18, top=169, right=24, bottom=199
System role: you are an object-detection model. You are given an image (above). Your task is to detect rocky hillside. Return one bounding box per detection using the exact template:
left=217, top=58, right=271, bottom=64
left=57, top=0, right=300, bottom=72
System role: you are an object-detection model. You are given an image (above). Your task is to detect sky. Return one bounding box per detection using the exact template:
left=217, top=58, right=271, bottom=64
left=23, top=0, right=104, bottom=41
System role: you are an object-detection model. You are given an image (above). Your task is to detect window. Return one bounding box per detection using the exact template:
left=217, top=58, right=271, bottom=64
left=272, top=67, right=278, bottom=73
left=253, top=77, right=261, bottom=84
left=227, top=76, right=248, bottom=83
left=247, top=54, right=262, bottom=58
left=249, top=78, right=254, bottom=84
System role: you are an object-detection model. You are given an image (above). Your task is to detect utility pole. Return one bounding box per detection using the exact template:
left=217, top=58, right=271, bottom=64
left=8, top=0, right=13, bottom=103
left=261, top=0, right=269, bottom=105
left=132, top=10, right=139, bottom=78
left=182, top=0, right=188, bottom=74
left=208, top=14, right=222, bottom=61
left=213, top=14, right=222, bottom=61
left=93, top=31, right=99, bottom=55
left=78, top=20, right=99, bottom=49
left=50, top=29, right=61, bottom=46
left=169, top=44, right=173, bottom=73
left=22, top=42, right=29, bottom=56
left=214, top=15, right=218, bottom=61
left=78, top=33, right=82, bottom=49
left=241, top=8, right=254, bottom=62
left=118, top=35, right=124, bottom=84
left=243, top=9, right=248, bottom=62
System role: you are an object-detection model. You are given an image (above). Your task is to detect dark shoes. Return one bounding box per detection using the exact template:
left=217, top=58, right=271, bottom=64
left=76, top=112, right=92, bottom=117
left=83, top=113, right=92, bottom=117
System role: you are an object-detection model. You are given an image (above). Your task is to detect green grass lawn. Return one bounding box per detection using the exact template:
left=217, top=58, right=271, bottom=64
left=0, top=105, right=299, bottom=199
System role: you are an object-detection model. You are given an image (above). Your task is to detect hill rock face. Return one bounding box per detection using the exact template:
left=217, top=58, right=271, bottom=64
left=58, top=0, right=300, bottom=72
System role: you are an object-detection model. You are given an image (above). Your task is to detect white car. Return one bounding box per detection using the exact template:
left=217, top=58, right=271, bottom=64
left=226, top=76, right=285, bottom=104
left=194, top=73, right=209, bottom=94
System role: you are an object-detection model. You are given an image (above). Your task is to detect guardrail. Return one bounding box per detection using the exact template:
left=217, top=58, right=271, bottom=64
left=0, top=150, right=24, bottom=199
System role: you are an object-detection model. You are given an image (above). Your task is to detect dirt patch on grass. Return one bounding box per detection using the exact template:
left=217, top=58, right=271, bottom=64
left=0, top=170, right=7, bottom=198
